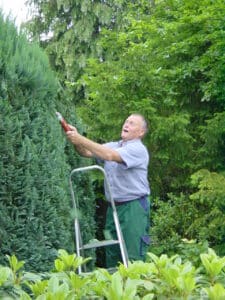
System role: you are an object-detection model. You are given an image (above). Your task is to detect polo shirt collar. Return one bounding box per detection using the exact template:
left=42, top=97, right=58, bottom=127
left=118, top=138, right=141, bottom=147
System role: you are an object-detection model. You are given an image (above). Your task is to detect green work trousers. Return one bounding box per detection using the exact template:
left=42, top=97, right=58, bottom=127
left=105, top=197, right=150, bottom=268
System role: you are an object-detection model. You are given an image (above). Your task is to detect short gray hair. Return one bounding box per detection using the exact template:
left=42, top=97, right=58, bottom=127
left=131, top=113, right=148, bottom=134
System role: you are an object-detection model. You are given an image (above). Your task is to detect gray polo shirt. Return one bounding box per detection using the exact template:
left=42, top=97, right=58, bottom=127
left=103, top=139, right=150, bottom=202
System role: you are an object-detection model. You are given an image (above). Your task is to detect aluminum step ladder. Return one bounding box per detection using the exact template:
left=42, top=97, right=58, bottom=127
left=69, top=165, right=128, bottom=274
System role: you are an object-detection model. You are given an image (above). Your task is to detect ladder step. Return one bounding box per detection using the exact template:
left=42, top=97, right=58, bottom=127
left=81, top=239, right=119, bottom=250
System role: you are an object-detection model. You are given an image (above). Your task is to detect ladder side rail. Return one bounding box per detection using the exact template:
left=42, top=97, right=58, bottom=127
left=69, top=175, right=83, bottom=274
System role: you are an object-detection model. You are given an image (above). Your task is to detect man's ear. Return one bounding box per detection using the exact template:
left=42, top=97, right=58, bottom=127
left=139, top=129, right=145, bottom=138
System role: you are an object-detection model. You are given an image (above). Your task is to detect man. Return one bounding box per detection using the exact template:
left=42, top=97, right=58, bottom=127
left=66, top=113, right=150, bottom=267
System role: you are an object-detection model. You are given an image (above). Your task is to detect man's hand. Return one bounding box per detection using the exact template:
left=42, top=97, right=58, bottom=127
left=66, top=125, right=93, bottom=157
left=66, top=125, right=79, bottom=144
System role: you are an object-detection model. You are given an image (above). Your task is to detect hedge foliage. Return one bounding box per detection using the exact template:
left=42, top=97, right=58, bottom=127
left=0, top=12, right=96, bottom=272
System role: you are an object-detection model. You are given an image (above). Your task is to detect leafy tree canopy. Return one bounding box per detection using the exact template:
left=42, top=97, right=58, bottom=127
left=77, top=0, right=225, bottom=196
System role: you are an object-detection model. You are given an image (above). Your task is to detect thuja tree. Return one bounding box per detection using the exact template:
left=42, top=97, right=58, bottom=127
left=24, top=0, right=151, bottom=107
left=0, top=14, right=96, bottom=272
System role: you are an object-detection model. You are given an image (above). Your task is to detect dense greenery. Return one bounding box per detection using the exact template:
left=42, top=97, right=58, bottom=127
left=23, top=0, right=225, bottom=257
left=25, top=0, right=133, bottom=105
left=0, top=13, right=96, bottom=272
left=1, top=0, right=224, bottom=276
left=0, top=248, right=225, bottom=299
left=74, top=0, right=225, bottom=255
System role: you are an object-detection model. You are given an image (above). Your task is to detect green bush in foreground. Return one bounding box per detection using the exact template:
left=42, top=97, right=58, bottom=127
left=0, top=248, right=224, bottom=299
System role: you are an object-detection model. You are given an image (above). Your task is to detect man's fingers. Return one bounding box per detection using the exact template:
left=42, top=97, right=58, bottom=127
left=67, top=124, right=76, bottom=131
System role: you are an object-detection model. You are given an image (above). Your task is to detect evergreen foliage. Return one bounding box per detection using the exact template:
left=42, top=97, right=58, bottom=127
left=25, top=0, right=143, bottom=105
left=0, top=13, right=96, bottom=272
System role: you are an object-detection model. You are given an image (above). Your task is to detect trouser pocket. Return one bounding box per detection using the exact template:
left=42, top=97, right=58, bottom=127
left=140, top=235, right=151, bottom=258
left=139, top=196, right=150, bottom=212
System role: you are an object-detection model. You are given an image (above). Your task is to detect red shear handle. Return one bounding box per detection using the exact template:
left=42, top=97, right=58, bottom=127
left=56, top=112, right=71, bottom=132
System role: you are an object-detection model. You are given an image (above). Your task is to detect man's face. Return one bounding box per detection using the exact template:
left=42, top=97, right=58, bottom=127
left=121, top=115, right=145, bottom=141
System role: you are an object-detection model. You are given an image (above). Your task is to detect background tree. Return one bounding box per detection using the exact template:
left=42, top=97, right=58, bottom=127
left=76, top=0, right=225, bottom=254
left=78, top=0, right=225, bottom=191
left=25, top=0, right=133, bottom=105
left=0, top=13, right=96, bottom=272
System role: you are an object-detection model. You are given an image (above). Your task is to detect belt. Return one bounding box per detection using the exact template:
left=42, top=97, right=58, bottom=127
left=107, top=199, right=134, bottom=207
left=113, top=200, right=133, bottom=206
left=108, top=195, right=149, bottom=211
left=110, top=196, right=147, bottom=206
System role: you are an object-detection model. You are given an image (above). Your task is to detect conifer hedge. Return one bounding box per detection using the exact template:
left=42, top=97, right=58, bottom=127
left=0, top=13, right=96, bottom=272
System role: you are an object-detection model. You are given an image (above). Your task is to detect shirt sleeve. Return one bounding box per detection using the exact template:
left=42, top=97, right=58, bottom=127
left=116, top=142, right=148, bottom=169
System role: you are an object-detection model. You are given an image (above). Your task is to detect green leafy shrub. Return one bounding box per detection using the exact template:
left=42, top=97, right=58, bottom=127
left=0, top=249, right=224, bottom=299
left=150, top=169, right=225, bottom=257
